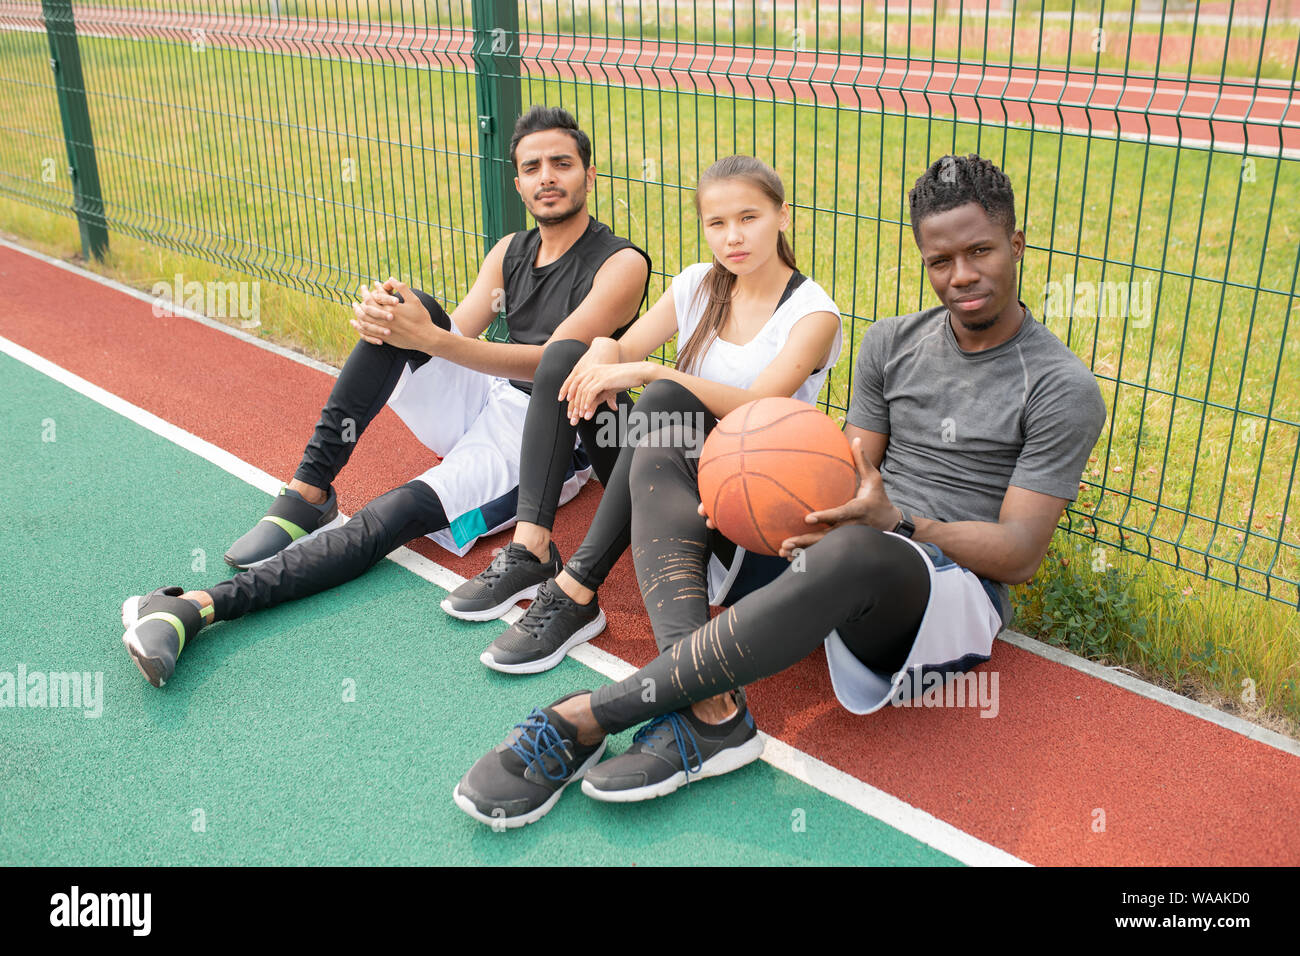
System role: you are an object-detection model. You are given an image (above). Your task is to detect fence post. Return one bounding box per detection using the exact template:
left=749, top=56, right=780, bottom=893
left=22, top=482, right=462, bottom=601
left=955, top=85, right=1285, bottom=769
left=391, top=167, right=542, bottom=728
left=42, top=0, right=108, bottom=261
left=471, top=0, right=525, bottom=342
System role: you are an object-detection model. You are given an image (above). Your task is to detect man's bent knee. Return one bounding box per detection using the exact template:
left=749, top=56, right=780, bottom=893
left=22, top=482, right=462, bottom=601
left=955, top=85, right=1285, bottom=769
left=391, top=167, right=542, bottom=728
left=357, top=480, right=446, bottom=539
left=802, top=524, right=911, bottom=579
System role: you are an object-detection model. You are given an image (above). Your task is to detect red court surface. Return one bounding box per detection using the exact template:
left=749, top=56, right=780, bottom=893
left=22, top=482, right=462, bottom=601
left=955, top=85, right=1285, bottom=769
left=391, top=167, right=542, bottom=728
left=3, top=240, right=1297, bottom=866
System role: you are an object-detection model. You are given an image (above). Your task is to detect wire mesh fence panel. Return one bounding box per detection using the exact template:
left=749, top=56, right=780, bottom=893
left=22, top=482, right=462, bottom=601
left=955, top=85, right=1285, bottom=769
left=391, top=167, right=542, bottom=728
left=2, top=1, right=487, bottom=304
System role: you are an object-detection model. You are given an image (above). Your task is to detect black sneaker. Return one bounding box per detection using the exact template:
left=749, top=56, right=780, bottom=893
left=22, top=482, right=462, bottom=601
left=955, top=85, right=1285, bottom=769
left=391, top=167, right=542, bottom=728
left=441, top=542, right=563, bottom=622
left=224, top=485, right=343, bottom=570
left=453, top=692, right=607, bottom=829
left=120, top=587, right=211, bottom=688
left=478, top=578, right=605, bottom=674
left=581, top=689, right=764, bottom=802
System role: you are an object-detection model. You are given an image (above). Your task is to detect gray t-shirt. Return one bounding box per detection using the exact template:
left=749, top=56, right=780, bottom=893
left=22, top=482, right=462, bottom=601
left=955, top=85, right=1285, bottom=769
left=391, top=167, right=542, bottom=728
left=846, top=305, right=1107, bottom=621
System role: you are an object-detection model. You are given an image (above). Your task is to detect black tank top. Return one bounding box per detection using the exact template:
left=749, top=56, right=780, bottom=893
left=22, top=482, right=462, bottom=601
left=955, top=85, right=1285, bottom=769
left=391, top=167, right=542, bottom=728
left=501, top=218, right=651, bottom=393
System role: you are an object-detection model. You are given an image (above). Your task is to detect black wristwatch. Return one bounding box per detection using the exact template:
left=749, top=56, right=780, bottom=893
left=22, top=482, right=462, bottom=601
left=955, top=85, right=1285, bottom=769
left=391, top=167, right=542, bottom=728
left=892, top=509, right=915, bottom=538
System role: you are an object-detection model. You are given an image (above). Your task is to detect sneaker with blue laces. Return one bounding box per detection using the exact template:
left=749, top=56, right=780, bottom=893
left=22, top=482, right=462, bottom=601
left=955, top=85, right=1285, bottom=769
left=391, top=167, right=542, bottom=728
left=581, top=689, right=763, bottom=802
left=453, top=691, right=607, bottom=829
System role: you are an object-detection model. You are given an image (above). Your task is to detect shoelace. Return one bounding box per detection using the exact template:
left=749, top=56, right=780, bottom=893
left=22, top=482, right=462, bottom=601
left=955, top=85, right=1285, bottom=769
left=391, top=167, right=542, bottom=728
left=633, top=711, right=704, bottom=781
left=515, top=582, right=562, bottom=634
left=508, top=707, right=575, bottom=782
left=480, top=545, right=523, bottom=585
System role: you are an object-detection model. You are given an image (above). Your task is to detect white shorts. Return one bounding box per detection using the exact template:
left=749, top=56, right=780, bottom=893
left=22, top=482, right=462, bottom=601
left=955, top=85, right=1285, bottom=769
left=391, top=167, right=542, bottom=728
left=824, top=534, right=1005, bottom=715
left=707, top=534, right=1004, bottom=717
left=384, top=336, right=592, bottom=556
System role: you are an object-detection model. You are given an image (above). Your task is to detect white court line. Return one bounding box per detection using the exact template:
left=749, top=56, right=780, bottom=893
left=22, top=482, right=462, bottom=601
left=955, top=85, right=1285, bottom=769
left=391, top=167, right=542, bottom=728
left=0, top=332, right=1025, bottom=867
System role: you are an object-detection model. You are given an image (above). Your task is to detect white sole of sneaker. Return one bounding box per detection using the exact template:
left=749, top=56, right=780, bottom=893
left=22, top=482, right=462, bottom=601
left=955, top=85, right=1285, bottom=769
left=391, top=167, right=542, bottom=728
left=121, top=595, right=142, bottom=628
left=224, top=512, right=348, bottom=570
left=439, top=583, right=543, bottom=623
left=451, top=737, right=608, bottom=829
left=478, top=608, right=607, bottom=675
left=581, top=732, right=765, bottom=803
left=120, top=597, right=166, bottom=688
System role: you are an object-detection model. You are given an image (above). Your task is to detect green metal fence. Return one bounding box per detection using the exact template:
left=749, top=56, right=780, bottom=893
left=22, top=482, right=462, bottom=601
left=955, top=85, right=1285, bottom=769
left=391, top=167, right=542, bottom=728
left=1, top=1, right=1298, bottom=606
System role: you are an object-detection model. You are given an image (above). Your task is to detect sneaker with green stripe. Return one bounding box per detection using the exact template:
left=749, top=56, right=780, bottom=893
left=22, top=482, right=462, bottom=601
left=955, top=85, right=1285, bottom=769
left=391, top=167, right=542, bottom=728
left=120, top=587, right=211, bottom=688
left=223, top=485, right=342, bottom=570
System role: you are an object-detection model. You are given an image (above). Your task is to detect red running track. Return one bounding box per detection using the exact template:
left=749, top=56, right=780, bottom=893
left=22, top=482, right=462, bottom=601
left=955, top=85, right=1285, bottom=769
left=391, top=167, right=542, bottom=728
left=2, top=241, right=1298, bottom=865
left=3, top=2, right=1294, bottom=153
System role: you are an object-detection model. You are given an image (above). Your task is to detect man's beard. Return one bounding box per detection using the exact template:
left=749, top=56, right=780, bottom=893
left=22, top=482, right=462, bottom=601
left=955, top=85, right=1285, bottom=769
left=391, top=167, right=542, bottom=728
left=531, top=190, right=586, bottom=226
left=954, top=312, right=1000, bottom=333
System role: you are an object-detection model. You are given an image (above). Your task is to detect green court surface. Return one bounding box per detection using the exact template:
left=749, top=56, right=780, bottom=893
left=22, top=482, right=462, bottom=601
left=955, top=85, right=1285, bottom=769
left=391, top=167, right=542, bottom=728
left=0, top=352, right=958, bottom=865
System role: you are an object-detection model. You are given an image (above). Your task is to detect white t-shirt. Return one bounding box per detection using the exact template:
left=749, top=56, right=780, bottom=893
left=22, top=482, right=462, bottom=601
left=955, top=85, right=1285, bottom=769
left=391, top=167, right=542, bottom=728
left=670, top=262, right=842, bottom=406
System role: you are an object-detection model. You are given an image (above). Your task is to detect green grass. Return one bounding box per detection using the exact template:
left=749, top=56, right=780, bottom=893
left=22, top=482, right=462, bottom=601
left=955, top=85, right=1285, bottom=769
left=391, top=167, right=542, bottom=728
left=1, top=23, right=1297, bottom=732
left=1013, top=533, right=1300, bottom=733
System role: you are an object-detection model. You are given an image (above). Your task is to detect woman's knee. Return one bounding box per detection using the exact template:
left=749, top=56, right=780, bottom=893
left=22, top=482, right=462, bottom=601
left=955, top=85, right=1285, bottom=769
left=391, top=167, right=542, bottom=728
left=633, top=378, right=703, bottom=415
left=628, top=380, right=712, bottom=454
left=629, top=433, right=698, bottom=490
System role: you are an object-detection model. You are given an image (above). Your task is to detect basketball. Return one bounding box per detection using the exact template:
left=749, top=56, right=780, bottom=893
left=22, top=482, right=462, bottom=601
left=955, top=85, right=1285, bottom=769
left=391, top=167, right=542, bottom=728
left=697, top=397, right=859, bottom=556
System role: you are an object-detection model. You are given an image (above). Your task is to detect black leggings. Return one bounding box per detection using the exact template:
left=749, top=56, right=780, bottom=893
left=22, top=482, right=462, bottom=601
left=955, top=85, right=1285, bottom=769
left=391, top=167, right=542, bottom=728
left=514, top=340, right=719, bottom=592
left=561, top=376, right=718, bottom=592
left=294, top=287, right=450, bottom=491
left=209, top=288, right=457, bottom=622
left=589, top=437, right=932, bottom=735
left=515, top=338, right=635, bottom=528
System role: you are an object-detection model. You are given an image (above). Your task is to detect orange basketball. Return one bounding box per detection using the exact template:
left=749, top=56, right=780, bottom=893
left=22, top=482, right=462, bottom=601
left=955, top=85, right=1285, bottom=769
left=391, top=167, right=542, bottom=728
left=697, top=397, right=858, bottom=556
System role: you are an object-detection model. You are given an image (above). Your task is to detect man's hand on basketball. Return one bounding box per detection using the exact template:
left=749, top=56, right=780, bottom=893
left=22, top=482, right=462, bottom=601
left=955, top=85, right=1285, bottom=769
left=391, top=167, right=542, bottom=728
left=778, top=437, right=897, bottom=557
left=351, top=278, right=445, bottom=354
left=697, top=502, right=717, bottom=531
